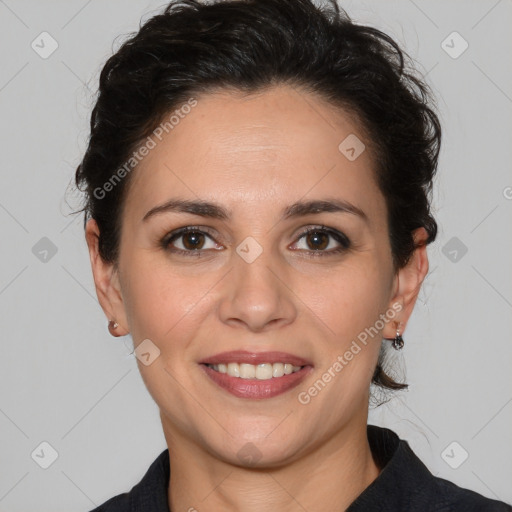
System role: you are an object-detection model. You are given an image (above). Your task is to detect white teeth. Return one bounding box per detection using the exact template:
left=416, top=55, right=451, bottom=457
left=207, top=362, right=302, bottom=380
left=239, top=363, right=256, bottom=379
left=227, top=362, right=240, bottom=377
left=255, top=363, right=273, bottom=380
left=272, top=363, right=284, bottom=377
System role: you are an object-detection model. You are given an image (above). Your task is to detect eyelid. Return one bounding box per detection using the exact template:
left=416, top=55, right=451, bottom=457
left=162, top=225, right=220, bottom=247
left=294, top=224, right=349, bottom=243
left=161, top=224, right=351, bottom=256
left=291, top=225, right=351, bottom=251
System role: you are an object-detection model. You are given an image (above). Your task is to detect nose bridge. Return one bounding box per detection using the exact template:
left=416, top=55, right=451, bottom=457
left=232, top=235, right=282, bottom=301
left=217, top=235, right=297, bottom=331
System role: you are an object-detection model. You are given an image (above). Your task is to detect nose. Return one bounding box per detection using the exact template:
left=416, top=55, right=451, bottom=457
left=217, top=245, right=298, bottom=333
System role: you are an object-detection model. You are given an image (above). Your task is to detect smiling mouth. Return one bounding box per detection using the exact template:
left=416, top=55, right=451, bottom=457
left=200, top=362, right=313, bottom=399
left=205, top=362, right=303, bottom=380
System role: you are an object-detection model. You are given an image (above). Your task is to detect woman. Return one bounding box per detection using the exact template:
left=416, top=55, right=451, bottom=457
left=73, top=0, right=511, bottom=510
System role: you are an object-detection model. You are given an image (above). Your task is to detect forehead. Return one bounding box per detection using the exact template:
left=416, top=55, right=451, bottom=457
left=123, top=84, right=384, bottom=222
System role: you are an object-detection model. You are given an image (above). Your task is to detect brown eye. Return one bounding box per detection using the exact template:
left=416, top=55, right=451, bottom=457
left=181, top=231, right=206, bottom=250
left=304, top=230, right=329, bottom=251
left=162, top=226, right=222, bottom=256
left=292, top=226, right=350, bottom=256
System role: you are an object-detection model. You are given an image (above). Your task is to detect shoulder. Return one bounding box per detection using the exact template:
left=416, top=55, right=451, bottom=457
left=349, top=425, right=512, bottom=512
left=88, top=493, right=129, bottom=512
left=86, top=448, right=170, bottom=512
left=431, top=474, right=512, bottom=511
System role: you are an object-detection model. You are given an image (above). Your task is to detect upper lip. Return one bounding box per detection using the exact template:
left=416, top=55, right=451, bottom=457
left=199, top=350, right=312, bottom=367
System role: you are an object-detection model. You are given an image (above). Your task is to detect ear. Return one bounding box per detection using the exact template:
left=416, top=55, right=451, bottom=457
left=382, top=227, right=429, bottom=338
left=85, top=218, right=129, bottom=336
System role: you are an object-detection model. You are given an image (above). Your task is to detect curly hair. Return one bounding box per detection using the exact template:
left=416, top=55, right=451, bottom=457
left=72, top=0, right=441, bottom=393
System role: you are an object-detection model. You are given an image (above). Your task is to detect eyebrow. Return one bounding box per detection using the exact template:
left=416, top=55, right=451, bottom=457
left=142, top=197, right=368, bottom=223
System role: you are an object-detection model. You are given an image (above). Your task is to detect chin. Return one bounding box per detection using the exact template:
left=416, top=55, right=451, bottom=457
left=209, top=429, right=304, bottom=469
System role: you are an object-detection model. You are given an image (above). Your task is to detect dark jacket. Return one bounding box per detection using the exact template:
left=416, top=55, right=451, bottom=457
left=89, top=425, right=511, bottom=511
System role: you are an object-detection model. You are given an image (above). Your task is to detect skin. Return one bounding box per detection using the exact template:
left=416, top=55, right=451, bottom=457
left=86, top=84, right=428, bottom=512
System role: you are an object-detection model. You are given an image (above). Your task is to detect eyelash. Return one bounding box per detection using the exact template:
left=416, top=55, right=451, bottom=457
left=160, top=225, right=351, bottom=258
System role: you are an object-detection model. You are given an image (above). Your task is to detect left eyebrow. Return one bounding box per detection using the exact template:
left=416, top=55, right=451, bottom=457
left=142, top=197, right=368, bottom=223
left=282, top=198, right=368, bottom=222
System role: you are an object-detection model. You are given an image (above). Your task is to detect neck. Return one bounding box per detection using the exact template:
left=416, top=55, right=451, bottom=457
left=162, top=414, right=380, bottom=512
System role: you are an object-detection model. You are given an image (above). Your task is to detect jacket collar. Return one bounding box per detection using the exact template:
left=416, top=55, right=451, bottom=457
left=347, top=425, right=438, bottom=510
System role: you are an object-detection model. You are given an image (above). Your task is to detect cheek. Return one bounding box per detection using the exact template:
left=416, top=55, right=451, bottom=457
left=120, top=260, right=205, bottom=342
left=298, top=257, right=390, bottom=401
left=305, top=259, right=391, bottom=341
left=297, top=264, right=387, bottom=417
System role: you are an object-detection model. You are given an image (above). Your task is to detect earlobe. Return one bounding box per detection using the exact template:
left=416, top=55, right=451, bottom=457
left=383, top=227, right=429, bottom=339
left=85, top=218, right=129, bottom=335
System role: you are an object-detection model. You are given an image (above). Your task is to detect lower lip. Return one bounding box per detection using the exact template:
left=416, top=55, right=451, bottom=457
left=200, top=364, right=313, bottom=399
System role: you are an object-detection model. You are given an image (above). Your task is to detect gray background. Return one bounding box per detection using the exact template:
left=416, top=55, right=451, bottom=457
left=0, top=0, right=511, bottom=510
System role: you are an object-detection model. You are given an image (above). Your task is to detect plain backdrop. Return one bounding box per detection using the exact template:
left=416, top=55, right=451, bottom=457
left=0, top=0, right=511, bottom=510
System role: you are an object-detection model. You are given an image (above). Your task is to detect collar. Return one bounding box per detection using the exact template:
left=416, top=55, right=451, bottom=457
left=119, top=425, right=509, bottom=511
left=347, top=425, right=438, bottom=510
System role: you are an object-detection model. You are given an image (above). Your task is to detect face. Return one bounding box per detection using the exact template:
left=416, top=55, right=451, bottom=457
left=87, top=84, right=427, bottom=467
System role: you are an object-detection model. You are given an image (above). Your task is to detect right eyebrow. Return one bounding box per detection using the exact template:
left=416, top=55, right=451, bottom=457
left=142, top=199, right=231, bottom=222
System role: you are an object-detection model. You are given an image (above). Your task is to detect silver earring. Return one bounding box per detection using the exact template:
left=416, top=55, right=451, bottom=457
left=392, top=327, right=404, bottom=350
